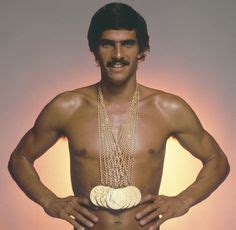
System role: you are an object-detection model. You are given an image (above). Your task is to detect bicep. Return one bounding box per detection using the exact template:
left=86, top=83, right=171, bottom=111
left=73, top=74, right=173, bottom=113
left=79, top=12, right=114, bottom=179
left=175, top=128, right=224, bottom=163
left=12, top=102, right=64, bottom=162
left=13, top=126, right=60, bottom=162
left=169, top=98, right=224, bottom=163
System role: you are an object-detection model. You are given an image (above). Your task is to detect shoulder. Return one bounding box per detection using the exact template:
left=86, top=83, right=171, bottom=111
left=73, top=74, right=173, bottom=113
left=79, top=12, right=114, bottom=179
left=139, top=84, right=202, bottom=132
left=139, top=84, right=188, bottom=113
left=44, top=84, right=98, bottom=115
left=34, top=84, right=98, bottom=128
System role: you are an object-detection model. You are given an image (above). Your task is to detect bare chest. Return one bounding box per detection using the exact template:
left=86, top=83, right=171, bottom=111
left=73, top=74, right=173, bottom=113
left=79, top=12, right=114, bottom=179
left=64, top=104, right=171, bottom=161
left=64, top=100, right=171, bottom=195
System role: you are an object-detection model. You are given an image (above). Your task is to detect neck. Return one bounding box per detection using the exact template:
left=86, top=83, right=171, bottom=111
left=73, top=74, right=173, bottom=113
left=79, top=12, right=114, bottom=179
left=99, top=78, right=138, bottom=105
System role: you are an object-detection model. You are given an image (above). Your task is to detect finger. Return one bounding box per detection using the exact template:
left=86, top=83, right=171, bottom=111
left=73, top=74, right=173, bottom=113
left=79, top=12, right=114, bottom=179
left=77, top=197, right=99, bottom=211
left=153, top=195, right=166, bottom=204
left=139, top=194, right=156, bottom=205
left=139, top=208, right=165, bottom=226
left=75, top=205, right=99, bottom=223
left=69, top=210, right=94, bottom=228
left=61, top=212, right=83, bottom=229
left=77, top=197, right=91, bottom=207
left=148, top=215, right=169, bottom=230
left=136, top=203, right=160, bottom=219
left=82, top=197, right=99, bottom=210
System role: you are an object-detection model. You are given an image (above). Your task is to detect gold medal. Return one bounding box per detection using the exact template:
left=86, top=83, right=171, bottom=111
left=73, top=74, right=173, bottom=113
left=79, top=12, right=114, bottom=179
left=96, top=186, right=112, bottom=208
left=122, top=187, right=132, bottom=209
left=89, top=185, right=141, bottom=210
left=90, top=185, right=111, bottom=207
left=100, top=191, right=110, bottom=208
left=106, top=187, right=128, bottom=210
left=126, top=186, right=141, bottom=206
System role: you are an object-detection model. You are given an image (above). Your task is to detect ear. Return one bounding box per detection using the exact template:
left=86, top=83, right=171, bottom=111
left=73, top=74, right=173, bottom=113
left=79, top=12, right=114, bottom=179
left=95, top=55, right=100, bottom=67
left=95, top=59, right=100, bottom=67
left=137, top=52, right=145, bottom=62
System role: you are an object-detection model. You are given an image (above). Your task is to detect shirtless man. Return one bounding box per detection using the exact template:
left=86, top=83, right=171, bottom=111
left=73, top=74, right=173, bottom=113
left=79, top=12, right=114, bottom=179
left=8, top=3, right=230, bottom=230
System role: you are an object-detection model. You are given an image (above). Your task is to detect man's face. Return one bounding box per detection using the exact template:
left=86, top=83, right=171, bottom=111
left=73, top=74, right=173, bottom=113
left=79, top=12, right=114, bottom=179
left=96, top=29, right=143, bottom=85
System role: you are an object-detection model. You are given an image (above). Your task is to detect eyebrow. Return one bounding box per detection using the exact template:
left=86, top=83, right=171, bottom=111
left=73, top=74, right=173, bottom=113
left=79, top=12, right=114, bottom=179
left=99, top=39, right=137, bottom=46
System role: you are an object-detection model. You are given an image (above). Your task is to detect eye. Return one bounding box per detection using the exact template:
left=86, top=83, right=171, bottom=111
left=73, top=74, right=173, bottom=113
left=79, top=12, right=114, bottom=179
left=101, top=43, right=110, bottom=48
left=99, top=40, right=114, bottom=48
left=122, top=40, right=136, bottom=47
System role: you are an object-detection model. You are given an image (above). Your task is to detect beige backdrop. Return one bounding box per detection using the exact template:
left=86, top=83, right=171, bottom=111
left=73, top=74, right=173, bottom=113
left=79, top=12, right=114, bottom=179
left=1, top=0, right=235, bottom=229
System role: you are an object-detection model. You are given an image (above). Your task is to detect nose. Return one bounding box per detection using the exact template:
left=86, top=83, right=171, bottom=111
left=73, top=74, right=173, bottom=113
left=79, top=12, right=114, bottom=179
left=112, top=43, right=123, bottom=59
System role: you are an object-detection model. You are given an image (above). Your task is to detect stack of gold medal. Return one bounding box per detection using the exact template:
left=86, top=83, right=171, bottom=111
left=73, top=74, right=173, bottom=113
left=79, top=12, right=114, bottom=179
left=89, top=83, right=141, bottom=210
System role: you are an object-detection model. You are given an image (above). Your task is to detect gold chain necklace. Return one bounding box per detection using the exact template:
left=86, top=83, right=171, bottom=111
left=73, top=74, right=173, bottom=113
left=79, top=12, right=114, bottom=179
left=89, top=82, right=141, bottom=210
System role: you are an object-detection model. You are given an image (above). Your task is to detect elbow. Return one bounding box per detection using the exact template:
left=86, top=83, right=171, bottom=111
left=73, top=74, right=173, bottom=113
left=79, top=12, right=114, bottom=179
left=224, top=155, right=230, bottom=177
left=8, top=154, right=14, bottom=173
left=218, top=153, right=230, bottom=180
left=8, top=153, right=18, bottom=178
left=207, top=152, right=230, bottom=181
left=8, top=153, right=31, bottom=178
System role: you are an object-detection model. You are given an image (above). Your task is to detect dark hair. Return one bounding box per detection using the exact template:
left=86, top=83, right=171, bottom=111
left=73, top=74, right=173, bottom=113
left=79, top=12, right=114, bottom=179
left=87, top=2, right=150, bottom=59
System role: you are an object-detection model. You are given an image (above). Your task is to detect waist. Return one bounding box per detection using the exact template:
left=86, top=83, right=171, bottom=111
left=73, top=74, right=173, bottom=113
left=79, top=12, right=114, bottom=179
left=81, top=204, right=159, bottom=230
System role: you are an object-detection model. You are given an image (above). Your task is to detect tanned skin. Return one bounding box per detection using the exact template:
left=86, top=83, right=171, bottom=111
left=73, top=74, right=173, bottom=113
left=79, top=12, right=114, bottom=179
left=8, top=30, right=230, bottom=230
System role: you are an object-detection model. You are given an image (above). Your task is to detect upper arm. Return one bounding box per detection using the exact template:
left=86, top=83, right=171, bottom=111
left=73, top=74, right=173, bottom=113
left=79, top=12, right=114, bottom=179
left=12, top=95, right=69, bottom=162
left=163, top=95, right=225, bottom=163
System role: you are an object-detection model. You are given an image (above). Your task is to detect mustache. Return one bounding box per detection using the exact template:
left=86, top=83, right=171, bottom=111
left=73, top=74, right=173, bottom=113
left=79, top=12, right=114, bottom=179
left=106, top=58, right=129, bottom=67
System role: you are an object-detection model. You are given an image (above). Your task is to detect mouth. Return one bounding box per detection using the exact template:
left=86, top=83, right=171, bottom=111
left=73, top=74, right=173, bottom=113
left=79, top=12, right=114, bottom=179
left=107, top=61, right=129, bottom=72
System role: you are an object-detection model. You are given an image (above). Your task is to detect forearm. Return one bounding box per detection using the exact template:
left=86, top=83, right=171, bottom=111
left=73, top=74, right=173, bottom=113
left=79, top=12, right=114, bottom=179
left=8, top=154, right=57, bottom=208
left=177, top=153, right=230, bottom=208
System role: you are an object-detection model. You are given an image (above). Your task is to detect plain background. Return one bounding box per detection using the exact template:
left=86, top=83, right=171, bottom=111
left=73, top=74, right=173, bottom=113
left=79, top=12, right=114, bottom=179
left=1, top=0, right=235, bottom=229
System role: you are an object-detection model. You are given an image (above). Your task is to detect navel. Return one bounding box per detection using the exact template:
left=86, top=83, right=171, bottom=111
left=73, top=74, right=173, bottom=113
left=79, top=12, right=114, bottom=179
left=74, top=148, right=88, bottom=156
left=114, top=220, right=123, bottom=224
left=149, top=148, right=157, bottom=155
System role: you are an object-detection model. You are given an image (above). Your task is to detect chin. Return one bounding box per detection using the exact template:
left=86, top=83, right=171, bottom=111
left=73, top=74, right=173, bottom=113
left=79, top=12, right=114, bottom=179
left=102, top=73, right=128, bottom=85
left=106, top=76, right=133, bottom=86
left=107, top=78, right=128, bottom=86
